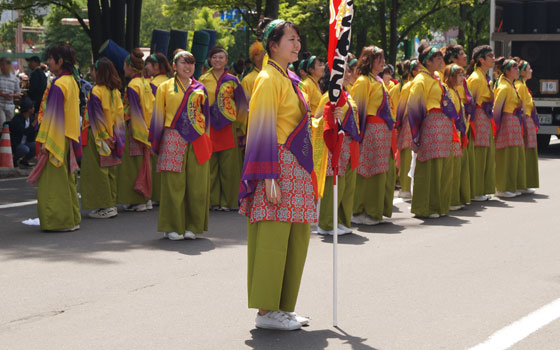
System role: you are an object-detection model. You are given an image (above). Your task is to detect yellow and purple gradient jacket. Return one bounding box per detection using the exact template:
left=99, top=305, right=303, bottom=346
left=123, top=75, right=155, bottom=146
left=301, top=76, right=322, bottom=117
left=407, top=67, right=446, bottom=146
left=467, top=67, right=494, bottom=118
left=312, top=90, right=360, bottom=197
left=83, top=85, right=125, bottom=158
left=350, top=73, right=394, bottom=140
left=395, top=80, right=413, bottom=130
left=149, top=77, right=212, bottom=164
left=150, top=74, right=169, bottom=96
left=241, top=67, right=260, bottom=102
left=493, top=76, right=523, bottom=133
left=36, top=73, right=81, bottom=167
left=515, top=79, right=540, bottom=130
left=239, top=58, right=315, bottom=201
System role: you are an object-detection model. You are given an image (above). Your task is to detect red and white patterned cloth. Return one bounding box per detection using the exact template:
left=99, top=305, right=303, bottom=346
left=357, top=122, right=392, bottom=177
left=495, top=113, right=524, bottom=149
left=157, top=128, right=188, bottom=173
left=326, top=135, right=352, bottom=177
left=453, top=141, right=462, bottom=158
left=397, top=115, right=412, bottom=151
left=415, top=110, right=453, bottom=162
left=128, top=123, right=145, bottom=157
left=240, top=145, right=317, bottom=224
left=473, top=108, right=493, bottom=147
left=525, top=116, right=537, bottom=149
left=100, top=153, right=121, bottom=168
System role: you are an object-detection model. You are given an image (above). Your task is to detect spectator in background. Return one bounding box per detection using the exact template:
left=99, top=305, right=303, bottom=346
left=10, top=96, right=36, bottom=168
left=26, top=56, right=47, bottom=113
left=0, top=57, right=22, bottom=125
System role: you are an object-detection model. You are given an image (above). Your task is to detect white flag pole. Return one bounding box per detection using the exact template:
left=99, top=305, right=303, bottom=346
left=333, top=174, right=338, bottom=327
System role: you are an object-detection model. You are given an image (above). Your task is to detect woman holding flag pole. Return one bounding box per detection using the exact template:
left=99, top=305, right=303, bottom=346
left=239, top=18, right=314, bottom=331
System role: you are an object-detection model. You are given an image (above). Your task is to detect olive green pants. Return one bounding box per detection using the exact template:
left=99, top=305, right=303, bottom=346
left=496, top=146, right=526, bottom=193
left=158, top=144, right=210, bottom=234
left=472, top=135, right=496, bottom=196
left=117, top=127, right=148, bottom=205
left=525, top=147, right=539, bottom=188
left=247, top=220, right=310, bottom=312
left=81, top=129, right=117, bottom=210
left=399, top=148, right=412, bottom=193
left=353, top=156, right=395, bottom=220
left=37, top=141, right=81, bottom=231
left=318, top=165, right=356, bottom=231
left=411, top=153, right=453, bottom=217
left=210, top=146, right=241, bottom=209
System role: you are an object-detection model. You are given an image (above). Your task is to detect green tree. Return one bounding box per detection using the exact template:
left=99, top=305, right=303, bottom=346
left=194, top=7, right=235, bottom=49
left=43, top=3, right=93, bottom=70
left=139, top=0, right=197, bottom=47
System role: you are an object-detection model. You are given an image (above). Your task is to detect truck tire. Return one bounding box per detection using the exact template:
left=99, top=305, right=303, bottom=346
left=537, top=134, right=551, bottom=150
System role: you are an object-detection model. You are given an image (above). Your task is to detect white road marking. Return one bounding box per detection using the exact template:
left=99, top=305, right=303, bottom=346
left=0, top=200, right=37, bottom=209
left=393, top=198, right=405, bottom=204
left=469, top=298, right=560, bottom=350
left=0, top=176, right=28, bottom=182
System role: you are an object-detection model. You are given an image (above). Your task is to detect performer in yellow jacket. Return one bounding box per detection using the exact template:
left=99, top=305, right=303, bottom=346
left=466, top=45, right=496, bottom=201
left=117, top=48, right=155, bottom=211
left=81, top=58, right=124, bottom=219
left=36, top=44, right=81, bottom=231
left=350, top=45, right=395, bottom=225
left=300, top=55, right=325, bottom=116
left=239, top=19, right=314, bottom=331
left=493, top=58, right=526, bottom=198
left=515, top=59, right=539, bottom=193
left=149, top=51, right=213, bottom=240
left=200, top=45, right=248, bottom=211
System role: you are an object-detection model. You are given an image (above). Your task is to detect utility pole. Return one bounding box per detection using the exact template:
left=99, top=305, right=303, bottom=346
left=15, top=11, right=24, bottom=72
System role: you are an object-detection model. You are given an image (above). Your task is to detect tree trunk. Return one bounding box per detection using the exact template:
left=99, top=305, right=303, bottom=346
left=133, top=0, right=142, bottom=48
left=264, top=0, right=279, bottom=19
left=100, top=0, right=111, bottom=41
left=388, top=0, right=399, bottom=65
left=125, top=0, right=135, bottom=51
left=88, top=0, right=103, bottom=60
left=111, top=0, right=126, bottom=47
left=378, top=0, right=387, bottom=51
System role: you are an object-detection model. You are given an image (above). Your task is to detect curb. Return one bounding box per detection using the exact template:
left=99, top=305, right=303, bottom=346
left=0, top=167, right=32, bottom=179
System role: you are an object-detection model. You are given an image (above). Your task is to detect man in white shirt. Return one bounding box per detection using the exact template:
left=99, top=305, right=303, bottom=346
left=0, top=57, right=22, bottom=126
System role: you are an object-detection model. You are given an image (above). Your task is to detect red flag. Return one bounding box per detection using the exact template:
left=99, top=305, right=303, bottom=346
left=327, top=0, right=354, bottom=179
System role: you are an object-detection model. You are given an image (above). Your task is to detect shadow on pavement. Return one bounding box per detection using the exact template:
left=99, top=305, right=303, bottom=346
left=245, top=327, right=379, bottom=350
left=148, top=236, right=216, bottom=256
left=417, top=215, right=469, bottom=227
left=318, top=233, right=370, bottom=245
left=498, top=193, right=549, bottom=203
left=356, top=222, right=405, bottom=235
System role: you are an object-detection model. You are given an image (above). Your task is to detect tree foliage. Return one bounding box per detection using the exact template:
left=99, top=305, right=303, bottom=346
left=43, top=3, right=92, bottom=70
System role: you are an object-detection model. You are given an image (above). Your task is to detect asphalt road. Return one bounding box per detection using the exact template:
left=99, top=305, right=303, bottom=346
left=1, top=141, right=560, bottom=350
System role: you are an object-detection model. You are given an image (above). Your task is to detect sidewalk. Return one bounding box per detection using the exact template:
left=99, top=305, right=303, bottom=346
left=0, top=166, right=32, bottom=179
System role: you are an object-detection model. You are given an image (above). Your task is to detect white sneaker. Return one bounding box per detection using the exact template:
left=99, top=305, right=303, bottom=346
left=337, top=224, right=352, bottom=234
left=210, top=205, right=221, bottom=211
left=514, top=191, right=522, bottom=196
left=521, top=188, right=535, bottom=194
left=166, top=232, right=184, bottom=240
left=124, top=204, right=148, bottom=212
left=428, top=213, right=440, bottom=219
left=317, top=227, right=334, bottom=235
left=58, top=225, right=80, bottom=232
left=183, top=231, right=196, bottom=240
left=146, top=200, right=153, bottom=210
left=398, top=191, right=411, bottom=199
left=220, top=206, right=231, bottom=212
left=362, top=215, right=380, bottom=226
left=351, top=214, right=365, bottom=225
left=88, top=207, right=118, bottom=219
left=449, top=205, right=462, bottom=211
left=255, top=311, right=301, bottom=331
left=485, top=194, right=493, bottom=200
left=472, top=195, right=489, bottom=202
left=496, top=191, right=516, bottom=198
left=282, top=311, right=310, bottom=326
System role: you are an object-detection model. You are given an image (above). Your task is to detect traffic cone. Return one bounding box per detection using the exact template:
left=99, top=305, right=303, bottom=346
left=0, top=123, right=14, bottom=168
